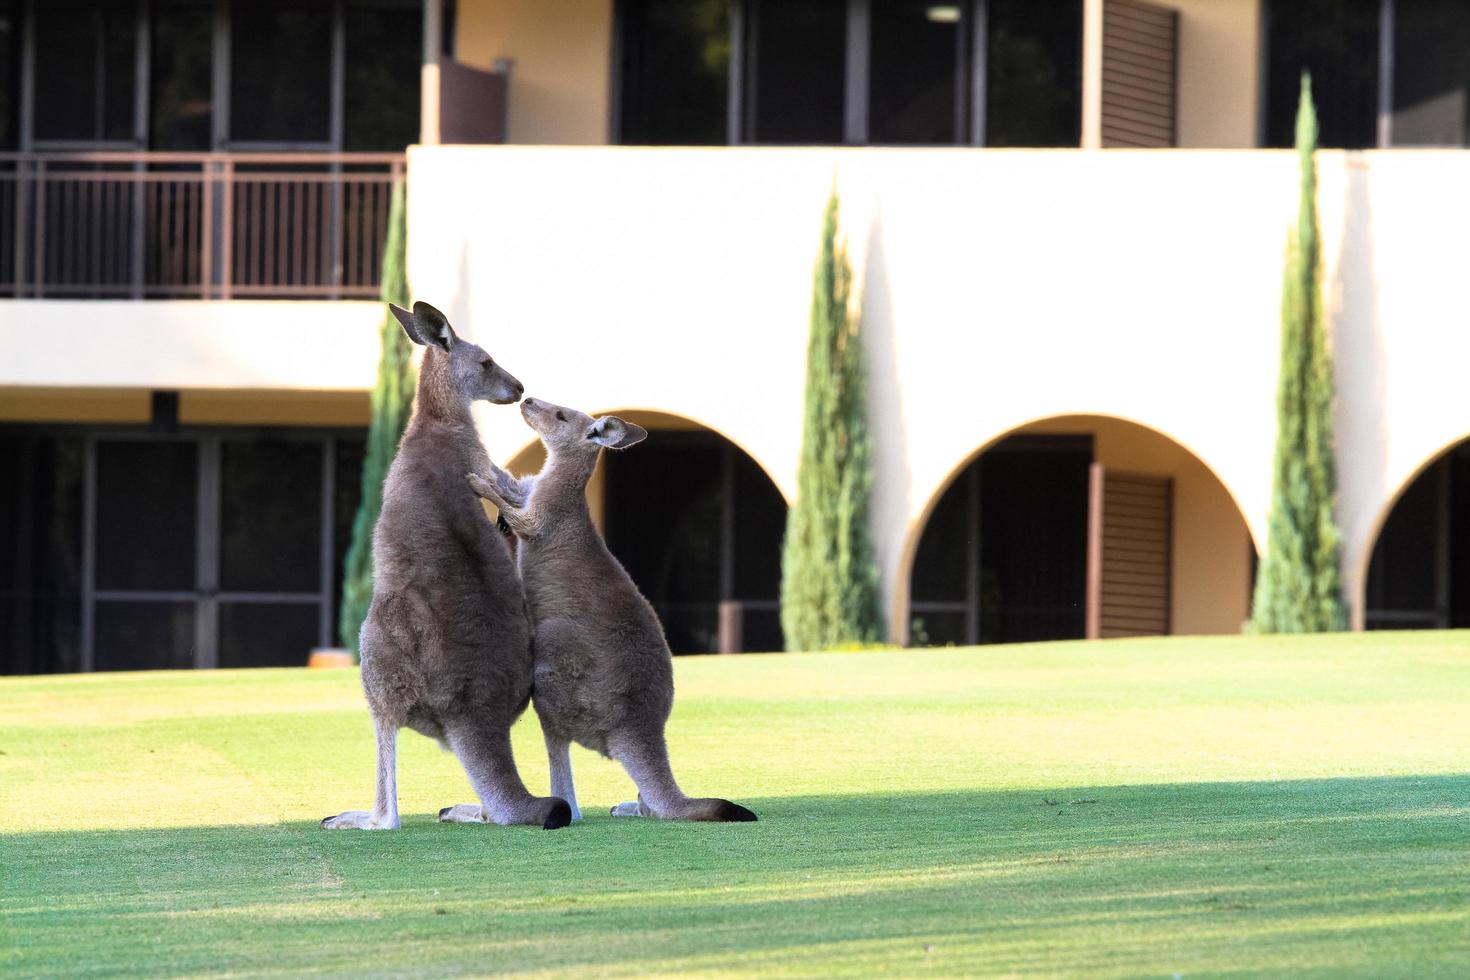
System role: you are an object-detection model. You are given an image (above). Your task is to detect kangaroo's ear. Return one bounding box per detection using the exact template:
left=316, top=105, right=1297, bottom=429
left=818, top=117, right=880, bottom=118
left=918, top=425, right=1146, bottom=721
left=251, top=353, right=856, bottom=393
left=392, top=301, right=457, bottom=351
left=412, top=301, right=458, bottom=351
left=587, top=416, right=648, bottom=451
left=389, top=303, right=424, bottom=345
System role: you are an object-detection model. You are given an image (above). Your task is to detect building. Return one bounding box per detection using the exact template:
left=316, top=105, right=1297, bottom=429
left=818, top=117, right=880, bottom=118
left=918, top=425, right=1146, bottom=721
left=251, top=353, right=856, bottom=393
left=3, top=0, right=1468, bottom=673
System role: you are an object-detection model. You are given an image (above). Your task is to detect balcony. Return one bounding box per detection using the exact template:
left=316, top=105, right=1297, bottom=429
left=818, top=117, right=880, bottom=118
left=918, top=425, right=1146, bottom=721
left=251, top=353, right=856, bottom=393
left=0, top=152, right=404, bottom=300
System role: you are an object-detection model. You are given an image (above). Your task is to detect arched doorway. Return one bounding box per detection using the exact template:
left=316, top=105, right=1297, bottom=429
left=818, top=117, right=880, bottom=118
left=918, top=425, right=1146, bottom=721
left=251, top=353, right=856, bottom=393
left=505, top=410, right=788, bottom=654
left=906, top=415, right=1256, bottom=646
left=1364, top=440, right=1470, bottom=630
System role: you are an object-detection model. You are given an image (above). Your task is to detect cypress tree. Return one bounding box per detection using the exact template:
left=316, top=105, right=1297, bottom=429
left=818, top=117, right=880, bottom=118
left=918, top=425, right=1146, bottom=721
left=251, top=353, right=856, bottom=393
left=1250, top=73, right=1348, bottom=633
left=780, top=188, right=886, bottom=651
left=338, top=180, right=414, bottom=655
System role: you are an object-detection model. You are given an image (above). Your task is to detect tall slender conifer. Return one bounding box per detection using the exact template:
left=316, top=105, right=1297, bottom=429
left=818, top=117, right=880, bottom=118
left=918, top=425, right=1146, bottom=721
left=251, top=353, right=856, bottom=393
left=781, top=188, right=886, bottom=651
left=1251, top=73, right=1348, bottom=633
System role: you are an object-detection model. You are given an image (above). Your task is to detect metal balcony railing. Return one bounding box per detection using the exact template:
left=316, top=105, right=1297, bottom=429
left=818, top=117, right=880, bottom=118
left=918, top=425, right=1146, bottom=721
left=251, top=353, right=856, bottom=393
left=0, top=152, right=405, bottom=300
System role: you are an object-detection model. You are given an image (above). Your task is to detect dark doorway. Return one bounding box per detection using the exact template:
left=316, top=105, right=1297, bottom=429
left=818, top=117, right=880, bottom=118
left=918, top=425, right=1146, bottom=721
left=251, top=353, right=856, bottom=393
left=910, top=434, right=1092, bottom=646
left=601, top=429, right=786, bottom=654
left=1366, top=445, right=1470, bottom=629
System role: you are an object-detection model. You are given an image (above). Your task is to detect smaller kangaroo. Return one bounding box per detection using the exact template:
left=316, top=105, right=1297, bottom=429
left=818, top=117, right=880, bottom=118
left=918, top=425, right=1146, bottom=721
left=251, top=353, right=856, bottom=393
left=467, top=398, right=757, bottom=823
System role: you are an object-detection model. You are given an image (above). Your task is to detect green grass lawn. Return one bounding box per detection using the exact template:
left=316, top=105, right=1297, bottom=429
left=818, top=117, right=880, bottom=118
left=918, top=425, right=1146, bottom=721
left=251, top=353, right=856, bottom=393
left=2, top=633, right=1468, bottom=977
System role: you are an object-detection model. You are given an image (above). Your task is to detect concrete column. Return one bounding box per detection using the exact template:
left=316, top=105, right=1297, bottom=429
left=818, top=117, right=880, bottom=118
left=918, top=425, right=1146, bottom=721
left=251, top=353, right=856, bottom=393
left=1081, top=0, right=1104, bottom=148
left=420, top=0, right=442, bottom=146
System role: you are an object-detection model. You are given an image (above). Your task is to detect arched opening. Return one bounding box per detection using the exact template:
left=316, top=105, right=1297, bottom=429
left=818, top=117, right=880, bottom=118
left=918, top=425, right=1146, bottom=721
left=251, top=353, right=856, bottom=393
left=907, top=416, right=1256, bottom=646
left=504, top=410, right=788, bottom=654
left=1364, top=439, right=1470, bottom=630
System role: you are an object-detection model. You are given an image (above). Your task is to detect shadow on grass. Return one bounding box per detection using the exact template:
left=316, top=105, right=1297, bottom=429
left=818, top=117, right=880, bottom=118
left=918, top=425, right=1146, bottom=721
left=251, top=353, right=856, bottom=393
left=6, top=774, right=1469, bottom=976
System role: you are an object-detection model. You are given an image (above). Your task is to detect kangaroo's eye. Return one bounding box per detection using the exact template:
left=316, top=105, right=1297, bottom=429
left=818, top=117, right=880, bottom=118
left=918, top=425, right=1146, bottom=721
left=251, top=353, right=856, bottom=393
left=481, top=358, right=494, bottom=371
left=555, top=411, right=567, bottom=422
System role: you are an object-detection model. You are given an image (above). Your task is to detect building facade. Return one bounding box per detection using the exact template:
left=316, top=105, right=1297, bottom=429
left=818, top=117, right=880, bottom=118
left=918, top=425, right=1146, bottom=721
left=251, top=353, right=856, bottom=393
left=3, top=0, right=1469, bottom=672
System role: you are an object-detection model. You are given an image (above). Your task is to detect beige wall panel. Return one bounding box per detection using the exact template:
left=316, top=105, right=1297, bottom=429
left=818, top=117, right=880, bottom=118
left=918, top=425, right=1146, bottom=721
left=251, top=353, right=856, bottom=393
left=179, top=391, right=371, bottom=427
left=456, top=0, right=613, bottom=145
left=1171, top=0, right=1261, bottom=147
left=0, top=388, right=150, bottom=423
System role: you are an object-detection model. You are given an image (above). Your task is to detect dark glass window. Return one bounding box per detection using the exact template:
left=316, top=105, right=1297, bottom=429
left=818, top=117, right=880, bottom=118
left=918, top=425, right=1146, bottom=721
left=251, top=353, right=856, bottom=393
left=869, top=0, right=964, bottom=144
left=616, top=0, right=1084, bottom=146
left=985, top=0, right=1082, bottom=146
left=220, top=441, right=323, bottom=594
left=0, top=432, right=84, bottom=674
left=1391, top=0, right=1470, bottom=146
left=619, top=0, right=731, bottom=144
left=151, top=0, right=213, bottom=151
left=230, top=0, right=333, bottom=144
left=4, top=427, right=365, bottom=675
left=219, top=602, right=320, bottom=667
left=0, top=1, right=19, bottom=149
left=1264, top=0, right=1379, bottom=149
left=748, top=0, right=846, bottom=143
left=345, top=0, right=422, bottom=151
left=94, top=600, right=195, bottom=670
left=33, top=0, right=138, bottom=143
left=96, top=441, right=198, bottom=592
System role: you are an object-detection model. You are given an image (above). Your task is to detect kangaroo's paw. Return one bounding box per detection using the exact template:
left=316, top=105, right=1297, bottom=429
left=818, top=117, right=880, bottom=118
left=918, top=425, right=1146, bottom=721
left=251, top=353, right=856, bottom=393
left=321, top=810, right=398, bottom=830
left=437, top=803, right=488, bottom=824
left=610, top=799, right=654, bottom=818
left=465, top=473, right=507, bottom=508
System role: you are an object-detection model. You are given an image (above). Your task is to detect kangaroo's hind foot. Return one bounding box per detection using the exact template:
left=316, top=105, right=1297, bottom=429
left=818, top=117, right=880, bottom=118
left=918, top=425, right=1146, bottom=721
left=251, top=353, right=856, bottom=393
left=322, top=715, right=401, bottom=830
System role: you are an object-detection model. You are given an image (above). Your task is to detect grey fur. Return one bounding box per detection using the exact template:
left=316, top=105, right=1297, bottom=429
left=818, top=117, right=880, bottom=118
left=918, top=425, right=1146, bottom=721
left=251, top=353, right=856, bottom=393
left=321, top=302, right=571, bottom=832
left=468, top=398, right=757, bottom=823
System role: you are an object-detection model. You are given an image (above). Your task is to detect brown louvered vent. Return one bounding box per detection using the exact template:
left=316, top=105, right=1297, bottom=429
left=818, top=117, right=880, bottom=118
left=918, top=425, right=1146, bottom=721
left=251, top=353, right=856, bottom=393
left=1087, top=466, right=1173, bottom=638
left=1102, top=0, right=1178, bottom=147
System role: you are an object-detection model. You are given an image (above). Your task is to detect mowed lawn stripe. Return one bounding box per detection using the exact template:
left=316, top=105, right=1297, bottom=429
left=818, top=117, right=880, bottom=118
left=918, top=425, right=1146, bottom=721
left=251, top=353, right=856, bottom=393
left=2, top=633, right=1468, bottom=976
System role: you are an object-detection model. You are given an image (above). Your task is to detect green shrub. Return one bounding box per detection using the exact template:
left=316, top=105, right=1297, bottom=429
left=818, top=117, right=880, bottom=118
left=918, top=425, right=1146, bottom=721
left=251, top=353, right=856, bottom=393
left=338, top=181, right=414, bottom=656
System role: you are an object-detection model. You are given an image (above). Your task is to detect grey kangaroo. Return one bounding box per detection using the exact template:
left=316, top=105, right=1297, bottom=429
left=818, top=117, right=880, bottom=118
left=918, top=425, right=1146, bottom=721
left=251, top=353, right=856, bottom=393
left=463, top=397, right=757, bottom=823
left=321, top=303, right=571, bottom=831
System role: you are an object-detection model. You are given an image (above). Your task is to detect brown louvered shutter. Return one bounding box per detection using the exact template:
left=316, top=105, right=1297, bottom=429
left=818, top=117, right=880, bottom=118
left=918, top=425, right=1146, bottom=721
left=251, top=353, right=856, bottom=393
left=1102, top=0, right=1178, bottom=147
left=1087, top=466, right=1172, bottom=638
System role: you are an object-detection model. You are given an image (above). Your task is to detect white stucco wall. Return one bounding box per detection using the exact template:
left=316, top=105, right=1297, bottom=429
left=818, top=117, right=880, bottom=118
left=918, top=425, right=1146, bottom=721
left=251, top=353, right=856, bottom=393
left=0, top=300, right=383, bottom=391
left=406, top=145, right=1470, bottom=639
left=9, top=147, right=1463, bottom=641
